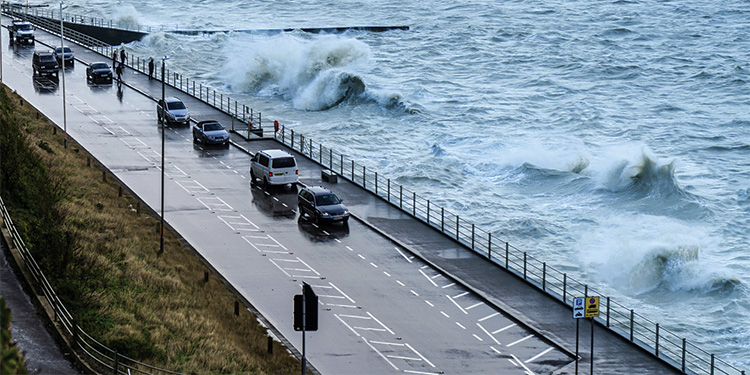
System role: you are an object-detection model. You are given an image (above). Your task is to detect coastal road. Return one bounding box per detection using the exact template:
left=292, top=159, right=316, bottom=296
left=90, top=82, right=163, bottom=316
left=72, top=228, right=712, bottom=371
left=1, top=17, right=575, bottom=375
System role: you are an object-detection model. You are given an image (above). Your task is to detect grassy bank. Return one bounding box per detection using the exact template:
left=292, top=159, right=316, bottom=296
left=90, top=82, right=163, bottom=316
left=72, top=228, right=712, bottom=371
left=0, top=85, right=300, bottom=374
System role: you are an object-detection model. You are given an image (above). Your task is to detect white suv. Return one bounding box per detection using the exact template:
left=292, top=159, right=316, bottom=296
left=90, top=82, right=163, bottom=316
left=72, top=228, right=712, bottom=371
left=250, top=149, right=299, bottom=186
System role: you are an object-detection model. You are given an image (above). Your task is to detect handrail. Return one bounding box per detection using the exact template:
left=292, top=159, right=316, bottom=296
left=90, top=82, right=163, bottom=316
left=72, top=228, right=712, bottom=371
left=272, top=125, right=747, bottom=375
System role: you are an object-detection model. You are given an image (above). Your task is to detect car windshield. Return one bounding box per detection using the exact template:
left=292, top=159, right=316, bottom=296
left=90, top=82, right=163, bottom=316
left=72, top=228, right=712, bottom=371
left=316, top=194, right=340, bottom=206
left=167, top=101, right=186, bottom=110
left=92, top=63, right=109, bottom=69
left=18, top=24, right=32, bottom=31
left=56, top=47, right=72, bottom=53
left=203, top=123, right=224, bottom=131
left=40, top=55, right=56, bottom=62
left=272, top=157, right=296, bottom=168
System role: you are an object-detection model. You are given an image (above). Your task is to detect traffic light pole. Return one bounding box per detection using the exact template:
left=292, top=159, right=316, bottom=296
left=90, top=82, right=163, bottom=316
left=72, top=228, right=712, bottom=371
left=302, top=290, right=307, bottom=375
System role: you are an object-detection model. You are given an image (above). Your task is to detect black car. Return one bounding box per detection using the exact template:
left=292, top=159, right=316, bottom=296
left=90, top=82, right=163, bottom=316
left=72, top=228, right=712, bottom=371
left=298, top=186, right=350, bottom=225
left=32, top=51, right=59, bottom=77
left=86, top=62, right=113, bottom=84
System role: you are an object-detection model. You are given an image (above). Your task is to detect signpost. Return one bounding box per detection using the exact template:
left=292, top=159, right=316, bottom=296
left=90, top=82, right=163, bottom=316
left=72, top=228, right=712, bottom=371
left=294, top=282, right=318, bottom=375
left=573, top=296, right=599, bottom=374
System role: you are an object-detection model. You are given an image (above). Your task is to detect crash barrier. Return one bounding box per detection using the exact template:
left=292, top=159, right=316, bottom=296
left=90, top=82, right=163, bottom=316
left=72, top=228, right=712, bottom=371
left=0, top=196, right=186, bottom=375
left=2, top=7, right=265, bottom=138
left=274, top=125, right=747, bottom=375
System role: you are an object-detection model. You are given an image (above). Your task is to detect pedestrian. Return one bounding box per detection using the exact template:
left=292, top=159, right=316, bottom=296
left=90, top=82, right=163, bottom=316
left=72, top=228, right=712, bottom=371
left=120, top=48, right=127, bottom=65
left=112, top=50, right=117, bottom=66
left=116, top=63, right=123, bottom=83
left=148, top=57, right=154, bottom=80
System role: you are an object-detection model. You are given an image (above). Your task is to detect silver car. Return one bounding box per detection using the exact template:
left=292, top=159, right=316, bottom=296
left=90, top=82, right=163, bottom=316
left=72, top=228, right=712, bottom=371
left=157, top=97, right=190, bottom=125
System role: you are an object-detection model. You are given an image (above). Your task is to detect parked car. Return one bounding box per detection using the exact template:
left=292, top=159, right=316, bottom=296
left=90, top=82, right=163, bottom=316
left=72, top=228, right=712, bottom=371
left=86, top=62, right=113, bottom=84
left=32, top=51, right=59, bottom=77
left=53, top=46, right=74, bottom=66
left=192, top=120, right=229, bottom=147
left=298, top=186, right=350, bottom=225
left=250, top=149, right=299, bottom=187
left=157, top=97, right=190, bottom=125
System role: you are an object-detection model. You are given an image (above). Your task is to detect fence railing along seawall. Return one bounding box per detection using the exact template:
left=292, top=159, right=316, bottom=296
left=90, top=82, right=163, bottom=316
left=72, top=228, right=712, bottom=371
left=5, top=7, right=747, bottom=375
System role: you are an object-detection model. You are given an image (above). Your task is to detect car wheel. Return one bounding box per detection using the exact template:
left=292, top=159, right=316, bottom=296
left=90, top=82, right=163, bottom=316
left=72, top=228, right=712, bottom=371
left=263, top=176, right=269, bottom=186
left=314, top=212, right=321, bottom=225
left=250, top=170, right=256, bottom=184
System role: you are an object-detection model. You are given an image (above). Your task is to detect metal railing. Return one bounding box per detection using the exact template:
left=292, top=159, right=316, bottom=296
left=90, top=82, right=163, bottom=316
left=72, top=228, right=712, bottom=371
left=2, top=3, right=173, bottom=33
left=0, top=196, right=183, bottom=375
left=274, top=125, right=747, bottom=375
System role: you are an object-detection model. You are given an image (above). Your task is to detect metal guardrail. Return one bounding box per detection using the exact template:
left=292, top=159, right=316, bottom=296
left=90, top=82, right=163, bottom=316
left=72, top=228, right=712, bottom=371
left=273, top=125, right=747, bottom=375
left=0, top=196, right=184, bottom=375
left=4, top=6, right=746, bottom=375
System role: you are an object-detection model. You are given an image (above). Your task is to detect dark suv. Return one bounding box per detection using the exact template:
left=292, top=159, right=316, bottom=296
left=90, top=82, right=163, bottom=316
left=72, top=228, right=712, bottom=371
left=298, top=186, right=350, bottom=225
left=32, top=51, right=59, bottom=77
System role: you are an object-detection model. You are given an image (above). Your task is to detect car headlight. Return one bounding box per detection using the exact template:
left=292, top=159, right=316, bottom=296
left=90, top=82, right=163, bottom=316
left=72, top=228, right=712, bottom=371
left=320, top=212, right=330, bottom=217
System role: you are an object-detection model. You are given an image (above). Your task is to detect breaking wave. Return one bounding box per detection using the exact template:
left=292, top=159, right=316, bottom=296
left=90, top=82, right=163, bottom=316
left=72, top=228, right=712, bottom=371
left=218, top=32, right=411, bottom=112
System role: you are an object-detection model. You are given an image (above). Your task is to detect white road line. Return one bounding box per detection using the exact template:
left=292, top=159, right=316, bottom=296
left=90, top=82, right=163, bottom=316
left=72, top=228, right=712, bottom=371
left=329, top=283, right=356, bottom=304
left=404, top=343, right=435, bottom=368
left=387, top=355, right=421, bottom=361
left=442, top=282, right=455, bottom=289
left=266, top=235, right=288, bottom=251
left=358, top=254, right=366, bottom=260
left=367, top=312, right=395, bottom=335
left=295, top=257, right=320, bottom=276
left=446, top=294, right=469, bottom=315
left=456, top=322, right=466, bottom=329
left=396, top=280, right=405, bottom=287
left=491, top=346, right=502, bottom=355
left=395, top=247, right=413, bottom=263
left=452, top=291, right=469, bottom=299
left=477, top=323, right=501, bottom=345
left=479, top=312, right=499, bottom=322
left=507, top=334, right=534, bottom=347
left=425, top=300, right=434, bottom=307
left=473, top=334, right=483, bottom=341
left=370, top=262, right=378, bottom=268
left=466, top=302, right=484, bottom=310
left=383, top=271, right=391, bottom=277
left=419, top=269, right=439, bottom=287
left=410, top=290, right=419, bottom=296
left=268, top=259, right=291, bottom=277
left=404, top=371, right=442, bottom=375
left=346, top=246, right=354, bottom=251
left=493, top=323, right=517, bottom=334
left=335, top=314, right=361, bottom=337
left=525, top=347, right=554, bottom=363
left=510, top=353, right=536, bottom=375
left=362, top=338, right=399, bottom=370
left=440, top=311, right=449, bottom=318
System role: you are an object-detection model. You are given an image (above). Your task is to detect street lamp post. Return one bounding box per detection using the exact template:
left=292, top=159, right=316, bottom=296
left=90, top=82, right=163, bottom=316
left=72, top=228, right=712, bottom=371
left=60, top=0, right=67, bottom=148
left=159, top=55, right=168, bottom=254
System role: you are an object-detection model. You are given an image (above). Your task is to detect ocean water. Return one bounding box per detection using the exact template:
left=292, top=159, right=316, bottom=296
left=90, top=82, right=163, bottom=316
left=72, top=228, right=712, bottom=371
left=49, top=0, right=750, bottom=368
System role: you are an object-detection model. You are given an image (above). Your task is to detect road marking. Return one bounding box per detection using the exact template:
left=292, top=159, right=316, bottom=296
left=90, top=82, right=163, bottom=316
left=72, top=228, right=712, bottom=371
left=477, top=322, right=501, bottom=345
left=510, top=353, right=536, bottom=375
left=329, top=283, right=356, bottom=304
left=410, top=290, right=419, bottom=296
left=442, top=283, right=455, bottom=289
left=479, top=312, right=499, bottom=322
left=466, top=302, right=484, bottom=310
left=452, top=291, right=469, bottom=299
left=493, top=323, right=517, bottom=334
left=396, top=280, right=405, bottom=287
left=473, top=334, right=483, bottom=341
left=425, top=300, right=434, bottom=307
left=440, top=311, right=449, bottom=318
left=419, top=269, right=438, bottom=287
left=404, top=343, right=435, bottom=368
left=507, top=334, right=534, bottom=347
left=335, top=314, right=361, bottom=337
left=526, top=347, right=554, bottom=363
left=446, top=294, right=468, bottom=315
left=395, top=247, right=412, bottom=263
left=370, top=262, right=378, bottom=268
left=367, top=312, right=395, bottom=335
left=491, top=346, right=502, bottom=355
left=456, top=322, right=466, bottom=329
left=362, top=338, right=399, bottom=370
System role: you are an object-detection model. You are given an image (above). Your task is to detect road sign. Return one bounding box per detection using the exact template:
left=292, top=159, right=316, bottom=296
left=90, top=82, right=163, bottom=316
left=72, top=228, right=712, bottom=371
left=585, top=296, right=600, bottom=318
left=294, top=283, right=318, bottom=331
left=573, top=297, right=585, bottom=319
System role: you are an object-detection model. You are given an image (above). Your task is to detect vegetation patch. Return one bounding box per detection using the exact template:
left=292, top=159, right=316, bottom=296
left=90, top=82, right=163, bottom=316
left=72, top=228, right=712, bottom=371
left=0, top=86, right=300, bottom=374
